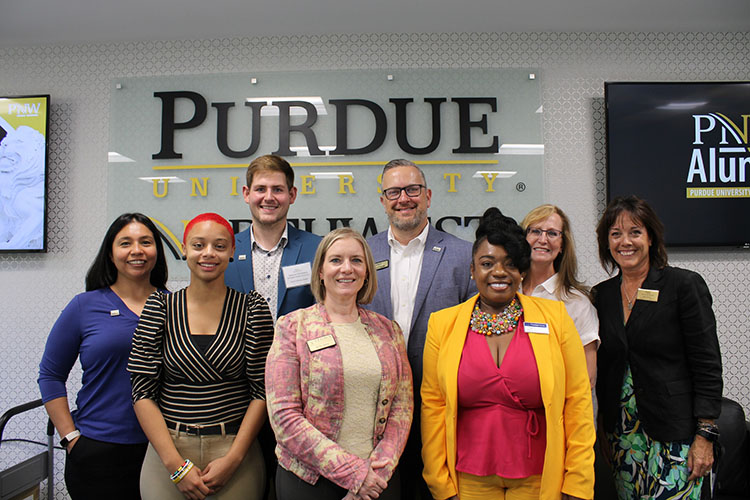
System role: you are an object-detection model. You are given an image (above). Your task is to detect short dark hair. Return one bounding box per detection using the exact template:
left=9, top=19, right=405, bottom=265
left=85, top=213, right=168, bottom=291
left=595, top=195, right=668, bottom=274
left=381, top=159, right=427, bottom=186
left=473, top=207, right=531, bottom=274
left=246, top=154, right=294, bottom=190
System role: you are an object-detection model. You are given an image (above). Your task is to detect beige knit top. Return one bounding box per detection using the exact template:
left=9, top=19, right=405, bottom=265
left=333, top=318, right=383, bottom=459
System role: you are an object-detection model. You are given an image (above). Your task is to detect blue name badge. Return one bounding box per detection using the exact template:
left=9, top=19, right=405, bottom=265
left=524, top=322, right=550, bottom=334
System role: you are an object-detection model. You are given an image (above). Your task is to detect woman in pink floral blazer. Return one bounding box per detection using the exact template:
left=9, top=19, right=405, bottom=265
left=266, top=228, right=413, bottom=500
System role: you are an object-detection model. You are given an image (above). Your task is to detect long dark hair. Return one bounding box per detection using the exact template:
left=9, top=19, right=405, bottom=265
left=85, top=213, right=168, bottom=291
left=473, top=207, right=531, bottom=274
left=595, top=195, right=668, bottom=274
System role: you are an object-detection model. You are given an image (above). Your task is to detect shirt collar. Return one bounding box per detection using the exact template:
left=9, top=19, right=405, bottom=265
left=387, top=223, right=429, bottom=250
left=250, top=223, right=289, bottom=252
left=539, top=273, right=559, bottom=294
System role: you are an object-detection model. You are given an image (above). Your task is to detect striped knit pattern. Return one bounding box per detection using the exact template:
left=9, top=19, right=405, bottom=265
left=129, top=287, right=273, bottom=425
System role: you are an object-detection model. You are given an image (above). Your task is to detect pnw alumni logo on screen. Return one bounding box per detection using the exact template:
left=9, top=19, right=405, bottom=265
left=686, top=113, right=750, bottom=199
left=7, top=101, right=42, bottom=118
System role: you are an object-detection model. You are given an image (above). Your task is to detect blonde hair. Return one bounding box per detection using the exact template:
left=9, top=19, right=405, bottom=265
left=521, top=204, right=589, bottom=300
left=310, top=228, right=378, bottom=304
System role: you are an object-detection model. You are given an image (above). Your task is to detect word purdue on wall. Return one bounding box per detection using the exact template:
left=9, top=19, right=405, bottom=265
left=151, top=91, right=500, bottom=159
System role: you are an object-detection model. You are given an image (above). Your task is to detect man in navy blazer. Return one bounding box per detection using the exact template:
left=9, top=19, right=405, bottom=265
left=224, top=154, right=320, bottom=500
left=366, top=159, right=475, bottom=500
left=225, top=154, right=320, bottom=320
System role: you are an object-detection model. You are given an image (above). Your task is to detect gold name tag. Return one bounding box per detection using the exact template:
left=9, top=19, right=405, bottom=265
left=636, top=288, right=659, bottom=302
left=307, top=334, right=336, bottom=352
left=375, top=260, right=389, bottom=271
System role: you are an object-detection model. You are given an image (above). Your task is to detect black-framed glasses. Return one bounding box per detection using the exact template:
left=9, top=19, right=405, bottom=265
left=526, top=227, right=563, bottom=240
left=382, top=184, right=426, bottom=200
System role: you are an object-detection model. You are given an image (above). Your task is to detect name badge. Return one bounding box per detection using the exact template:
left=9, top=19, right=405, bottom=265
left=636, top=288, right=659, bottom=302
left=307, top=334, right=336, bottom=352
left=282, top=262, right=312, bottom=288
left=375, top=260, right=389, bottom=271
left=524, top=322, right=550, bottom=334
left=238, top=254, right=247, bottom=261
left=110, top=309, right=120, bottom=317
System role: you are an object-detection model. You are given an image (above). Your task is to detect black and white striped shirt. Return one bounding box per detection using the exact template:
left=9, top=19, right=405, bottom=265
left=128, top=287, right=273, bottom=425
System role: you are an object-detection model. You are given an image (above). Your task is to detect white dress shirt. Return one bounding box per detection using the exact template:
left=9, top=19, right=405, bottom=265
left=387, top=224, right=429, bottom=345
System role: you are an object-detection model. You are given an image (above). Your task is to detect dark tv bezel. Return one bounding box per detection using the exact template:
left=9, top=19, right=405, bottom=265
left=604, top=81, right=750, bottom=249
left=0, top=93, right=50, bottom=253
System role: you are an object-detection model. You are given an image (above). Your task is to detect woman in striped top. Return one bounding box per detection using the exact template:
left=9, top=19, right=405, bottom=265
left=129, top=213, right=274, bottom=500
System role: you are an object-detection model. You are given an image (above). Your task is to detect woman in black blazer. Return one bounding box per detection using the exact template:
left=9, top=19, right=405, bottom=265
left=593, top=195, right=722, bottom=499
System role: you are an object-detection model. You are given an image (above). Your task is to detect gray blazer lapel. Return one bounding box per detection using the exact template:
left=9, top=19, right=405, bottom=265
left=411, top=227, right=445, bottom=331
left=370, top=232, right=394, bottom=319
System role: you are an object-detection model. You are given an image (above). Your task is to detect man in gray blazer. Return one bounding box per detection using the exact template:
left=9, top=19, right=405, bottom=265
left=366, top=159, right=475, bottom=500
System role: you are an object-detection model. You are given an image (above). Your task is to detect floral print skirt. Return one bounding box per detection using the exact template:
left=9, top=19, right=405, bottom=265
left=605, top=365, right=702, bottom=500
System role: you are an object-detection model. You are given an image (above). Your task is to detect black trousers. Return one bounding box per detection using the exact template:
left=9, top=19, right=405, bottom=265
left=398, top=419, right=433, bottom=500
left=276, top=464, right=400, bottom=500
left=64, top=435, right=147, bottom=500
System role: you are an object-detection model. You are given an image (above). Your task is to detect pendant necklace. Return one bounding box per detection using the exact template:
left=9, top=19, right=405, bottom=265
left=622, top=283, right=637, bottom=310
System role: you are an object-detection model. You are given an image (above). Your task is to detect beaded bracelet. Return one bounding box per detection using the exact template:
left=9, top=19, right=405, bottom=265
left=173, top=461, right=194, bottom=484
left=170, top=460, right=189, bottom=481
left=170, top=459, right=194, bottom=484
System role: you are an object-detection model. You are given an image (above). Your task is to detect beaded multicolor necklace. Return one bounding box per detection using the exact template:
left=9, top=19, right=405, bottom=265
left=470, top=297, right=523, bottom=336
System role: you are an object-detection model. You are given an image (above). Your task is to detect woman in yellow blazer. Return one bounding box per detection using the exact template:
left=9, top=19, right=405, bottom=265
left=421, top=208, right=595, bottom=500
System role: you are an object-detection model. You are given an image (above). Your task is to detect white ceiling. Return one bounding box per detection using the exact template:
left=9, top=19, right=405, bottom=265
left=2, top=0, right=749, bottom=47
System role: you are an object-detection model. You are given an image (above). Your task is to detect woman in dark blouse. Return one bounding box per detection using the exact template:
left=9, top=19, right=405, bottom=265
left=593, top=196, right=722, bottom=499
left=129, top=213, right=274, bottom=500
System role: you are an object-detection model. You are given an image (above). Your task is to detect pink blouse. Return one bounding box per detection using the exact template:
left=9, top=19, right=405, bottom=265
left=455, top=321, right=546, bottom=478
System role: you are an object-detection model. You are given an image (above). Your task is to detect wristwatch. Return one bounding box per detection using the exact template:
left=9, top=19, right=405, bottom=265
left=696, top=423, right=720, bottom=442
left=60, top=429, right=81, bottom=447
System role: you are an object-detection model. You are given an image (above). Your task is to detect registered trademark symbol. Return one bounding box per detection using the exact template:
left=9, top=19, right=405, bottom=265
left=516, top=182, right=526, bottom=192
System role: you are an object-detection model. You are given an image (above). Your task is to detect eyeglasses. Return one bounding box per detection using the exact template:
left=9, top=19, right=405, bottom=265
left=382, top=184, right=426, bottom=200
left=526, top=228, right=563, bottom=240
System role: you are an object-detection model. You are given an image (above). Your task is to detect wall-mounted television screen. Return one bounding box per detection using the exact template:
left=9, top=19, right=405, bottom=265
left=605, top=82, right=750, bottom=247
left=0, top=94, right=49, bottom=252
